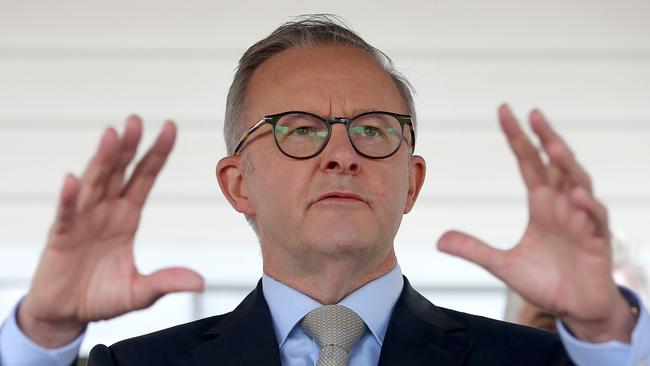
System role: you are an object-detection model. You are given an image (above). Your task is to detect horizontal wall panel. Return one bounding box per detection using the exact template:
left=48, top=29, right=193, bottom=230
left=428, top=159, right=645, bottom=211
left=1, top=0, right=648, bottom=51
left=418, top=128, right=650, bottom=200
left=80, top=293, right=195, bottom=355
left=0, top=58, right=232, bottom=121
left=1, top=57, right=649, bottom=121
left=0, top=288, right=26, bottom=324
left=419, top=290, right=507, bottom=321
left=405, top=60, right=650, bottom=122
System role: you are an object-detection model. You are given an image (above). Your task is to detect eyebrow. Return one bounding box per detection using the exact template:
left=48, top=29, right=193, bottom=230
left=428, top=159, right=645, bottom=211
left=350, top=108, right=379, bottom=116
left=323, top=108, right=388, bottom=118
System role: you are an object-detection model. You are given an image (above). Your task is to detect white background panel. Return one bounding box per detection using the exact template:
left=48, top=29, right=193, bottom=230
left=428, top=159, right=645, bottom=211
left=81, top=294, right=195, bottom=355
left=419, top=290, right=507, bottom=321
left=0, top=288, right=27, bottom=324
left=198, top=289, right=259, bottom=320
left=2, top=58, right=650, bottom=121
left=0, top=58, right=230, bottom=120
left=405, top=59, right=650, bottom=121
left=1, top=0, right=649, bottom=50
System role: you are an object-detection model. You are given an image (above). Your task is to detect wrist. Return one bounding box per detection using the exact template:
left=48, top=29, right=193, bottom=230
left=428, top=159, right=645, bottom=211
left=17, top=299, right=87, bottom=349
left=562, top=289, right=639, bottom=343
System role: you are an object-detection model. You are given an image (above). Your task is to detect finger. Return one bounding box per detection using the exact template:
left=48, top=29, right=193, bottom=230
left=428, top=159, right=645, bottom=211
left=568, top=210, right=598, bottom=240
left=132, top=267, right=204, bottom=310
left=121, top=121, right=177, bottom=208
left=437, top=230, right=506, bottom=277
left=50, top=173, right=81, bottom=236
left=545, top=164, right=571, bottom=191
left=546, top=142, right=593, bottom=194
left=76, top=128, right=121, bottom=212
left=570, top=187, right=609, bottom=238
left=105, top=115, right=143, bottom=198
left=530, top=110, right=593, bottom=193
left=498, top=104, right=548, bottom=190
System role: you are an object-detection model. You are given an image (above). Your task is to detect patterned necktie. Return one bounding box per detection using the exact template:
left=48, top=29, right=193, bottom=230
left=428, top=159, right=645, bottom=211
left=300, top=304, right=366, bottom=366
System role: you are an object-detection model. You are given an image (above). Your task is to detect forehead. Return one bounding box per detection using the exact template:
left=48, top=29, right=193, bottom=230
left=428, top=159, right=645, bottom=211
left=244, top=44, right=407, bottom=119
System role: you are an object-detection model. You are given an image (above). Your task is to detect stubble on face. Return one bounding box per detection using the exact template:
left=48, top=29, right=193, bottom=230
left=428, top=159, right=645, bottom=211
left=238, top=44, right=418, bottom=303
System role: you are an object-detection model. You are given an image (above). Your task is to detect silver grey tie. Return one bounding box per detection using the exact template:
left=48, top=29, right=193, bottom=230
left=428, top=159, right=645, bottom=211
left=300, top=305, right=366, bottom=366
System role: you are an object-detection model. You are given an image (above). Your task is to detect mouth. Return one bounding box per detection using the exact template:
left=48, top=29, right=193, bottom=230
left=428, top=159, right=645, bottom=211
left=314, top=191, right=367, bottom=205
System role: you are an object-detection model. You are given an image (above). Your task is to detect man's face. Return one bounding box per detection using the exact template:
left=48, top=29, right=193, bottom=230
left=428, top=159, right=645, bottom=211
left=225, top=45, right=425, bottom=269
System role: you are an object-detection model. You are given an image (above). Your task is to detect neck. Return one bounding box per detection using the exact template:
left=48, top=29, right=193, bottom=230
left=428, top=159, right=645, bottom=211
left=263, top=248, right=397, bottom=304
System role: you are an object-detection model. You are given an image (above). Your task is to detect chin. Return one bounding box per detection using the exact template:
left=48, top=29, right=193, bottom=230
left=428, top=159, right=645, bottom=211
left=297, top=212, right=393, bottom=258
left=304, top=231, right=383, bottom=259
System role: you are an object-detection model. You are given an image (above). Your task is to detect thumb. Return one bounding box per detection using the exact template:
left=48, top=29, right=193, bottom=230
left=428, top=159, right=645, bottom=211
left=132, top=267, right=205, bottom=310
left=437, top=230, right=506, bottom=276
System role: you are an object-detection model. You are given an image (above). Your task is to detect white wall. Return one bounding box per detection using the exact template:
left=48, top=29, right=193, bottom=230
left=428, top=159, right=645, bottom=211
left=1, top=0, right=649, bottom=355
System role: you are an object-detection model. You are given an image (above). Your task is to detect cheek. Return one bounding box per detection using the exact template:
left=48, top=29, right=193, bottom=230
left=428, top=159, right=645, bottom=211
left=369, top=169, right=409, bottom=216
left=249, top=164, right=307, bottom=216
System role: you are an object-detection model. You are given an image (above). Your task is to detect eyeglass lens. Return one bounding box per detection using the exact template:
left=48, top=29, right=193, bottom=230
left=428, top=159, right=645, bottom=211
left=273, top=112, right=404, bottom=158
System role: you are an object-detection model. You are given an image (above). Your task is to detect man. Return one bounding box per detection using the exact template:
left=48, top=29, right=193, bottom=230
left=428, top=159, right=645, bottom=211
left=1, top=15, right=648, bottom=366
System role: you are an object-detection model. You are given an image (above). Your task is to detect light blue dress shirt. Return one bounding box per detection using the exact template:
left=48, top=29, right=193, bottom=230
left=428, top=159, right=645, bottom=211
left=262, top=265, right=403, bottom=366
left=1, top=265, right=649, bottom=366
left=0, top=299, right=83, bottom=366
left=556, top=287, right=650, bottom=366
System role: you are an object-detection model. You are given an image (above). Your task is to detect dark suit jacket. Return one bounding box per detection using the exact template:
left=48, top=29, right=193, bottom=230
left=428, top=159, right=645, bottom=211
left=88, top=277, right=573, bottom=365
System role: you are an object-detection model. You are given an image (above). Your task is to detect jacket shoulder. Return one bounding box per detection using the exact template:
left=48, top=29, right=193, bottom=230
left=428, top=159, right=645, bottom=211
left=89, top=313, right=230, bottom=366
left=438, top=307, right=572, bottom=365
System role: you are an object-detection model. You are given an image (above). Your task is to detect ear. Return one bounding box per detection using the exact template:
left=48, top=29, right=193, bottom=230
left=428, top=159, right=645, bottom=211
left=404, top=155, right=426, bottom=214
left=216, top=156, right=256, bottom=216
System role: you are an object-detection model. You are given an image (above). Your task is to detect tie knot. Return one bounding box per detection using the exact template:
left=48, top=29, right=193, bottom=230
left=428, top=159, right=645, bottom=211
left=300, top=305, right=366, bottom=352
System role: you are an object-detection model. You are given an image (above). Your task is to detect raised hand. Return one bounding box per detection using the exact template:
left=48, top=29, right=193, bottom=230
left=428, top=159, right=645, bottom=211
left=437, top=104, right=637, bottom=342
left=17, top=116, right=204, bottom=348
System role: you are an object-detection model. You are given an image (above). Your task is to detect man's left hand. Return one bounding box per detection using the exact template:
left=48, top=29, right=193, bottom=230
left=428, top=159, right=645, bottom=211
left=437, top=104, right=637, bottom=343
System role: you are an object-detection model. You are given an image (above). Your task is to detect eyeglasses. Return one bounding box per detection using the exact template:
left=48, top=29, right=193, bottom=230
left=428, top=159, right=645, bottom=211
left=232, top=111, right=415, bottom=159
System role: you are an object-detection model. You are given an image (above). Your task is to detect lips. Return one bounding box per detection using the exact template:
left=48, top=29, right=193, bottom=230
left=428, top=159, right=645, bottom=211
left=315, top=191, right=366, bottom=205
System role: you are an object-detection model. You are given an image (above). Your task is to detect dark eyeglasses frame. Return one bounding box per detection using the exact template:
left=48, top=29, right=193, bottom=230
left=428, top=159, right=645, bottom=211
left=232, top=111, right=416, bottom=160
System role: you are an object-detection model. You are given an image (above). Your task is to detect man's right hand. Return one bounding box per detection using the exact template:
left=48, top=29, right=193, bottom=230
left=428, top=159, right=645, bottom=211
left=16, top=116, right=204, bottom=348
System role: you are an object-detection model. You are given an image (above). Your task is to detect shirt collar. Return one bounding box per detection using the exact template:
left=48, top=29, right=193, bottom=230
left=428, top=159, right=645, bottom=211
left=262, top=264, right=404, bottom=347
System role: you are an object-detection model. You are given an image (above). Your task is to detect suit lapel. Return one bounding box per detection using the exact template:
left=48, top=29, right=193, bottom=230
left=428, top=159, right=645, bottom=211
left=188, top=276, right=472, bottom=366
left=190, top=281, right=282, bottom=366
left=378, top=277, right=473, bottom=366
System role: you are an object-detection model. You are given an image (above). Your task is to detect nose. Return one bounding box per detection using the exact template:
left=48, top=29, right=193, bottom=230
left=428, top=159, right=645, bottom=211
left=319, top=124, right=361, bottom=175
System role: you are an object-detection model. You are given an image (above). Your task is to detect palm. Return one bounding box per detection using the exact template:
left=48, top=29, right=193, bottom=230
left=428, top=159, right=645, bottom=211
left=505, top=187, right=613, bottom=318
left=21, top=116, right=203, bottom=333
left=438, top=105, right=621, bottom=324
left=48, top=199, right=142, bottom=322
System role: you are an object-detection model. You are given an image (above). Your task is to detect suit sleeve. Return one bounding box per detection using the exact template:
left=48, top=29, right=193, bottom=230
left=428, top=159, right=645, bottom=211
left=87, top=344, right=119, bottom=366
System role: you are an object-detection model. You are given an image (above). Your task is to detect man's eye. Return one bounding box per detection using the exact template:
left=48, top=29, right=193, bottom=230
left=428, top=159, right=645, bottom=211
left=352, top=126, right=383, bottom=138
left=277, top=125, right=318, bottom=136
left=294, top=127, right=314, bottom=136
left=364, top=127, right=380, bottom=137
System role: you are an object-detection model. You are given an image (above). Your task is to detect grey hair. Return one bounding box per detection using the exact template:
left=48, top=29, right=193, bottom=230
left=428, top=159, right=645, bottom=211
left=223, top=14, right=417, bottom=234
left=223, top=14, right=417, bottom=155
